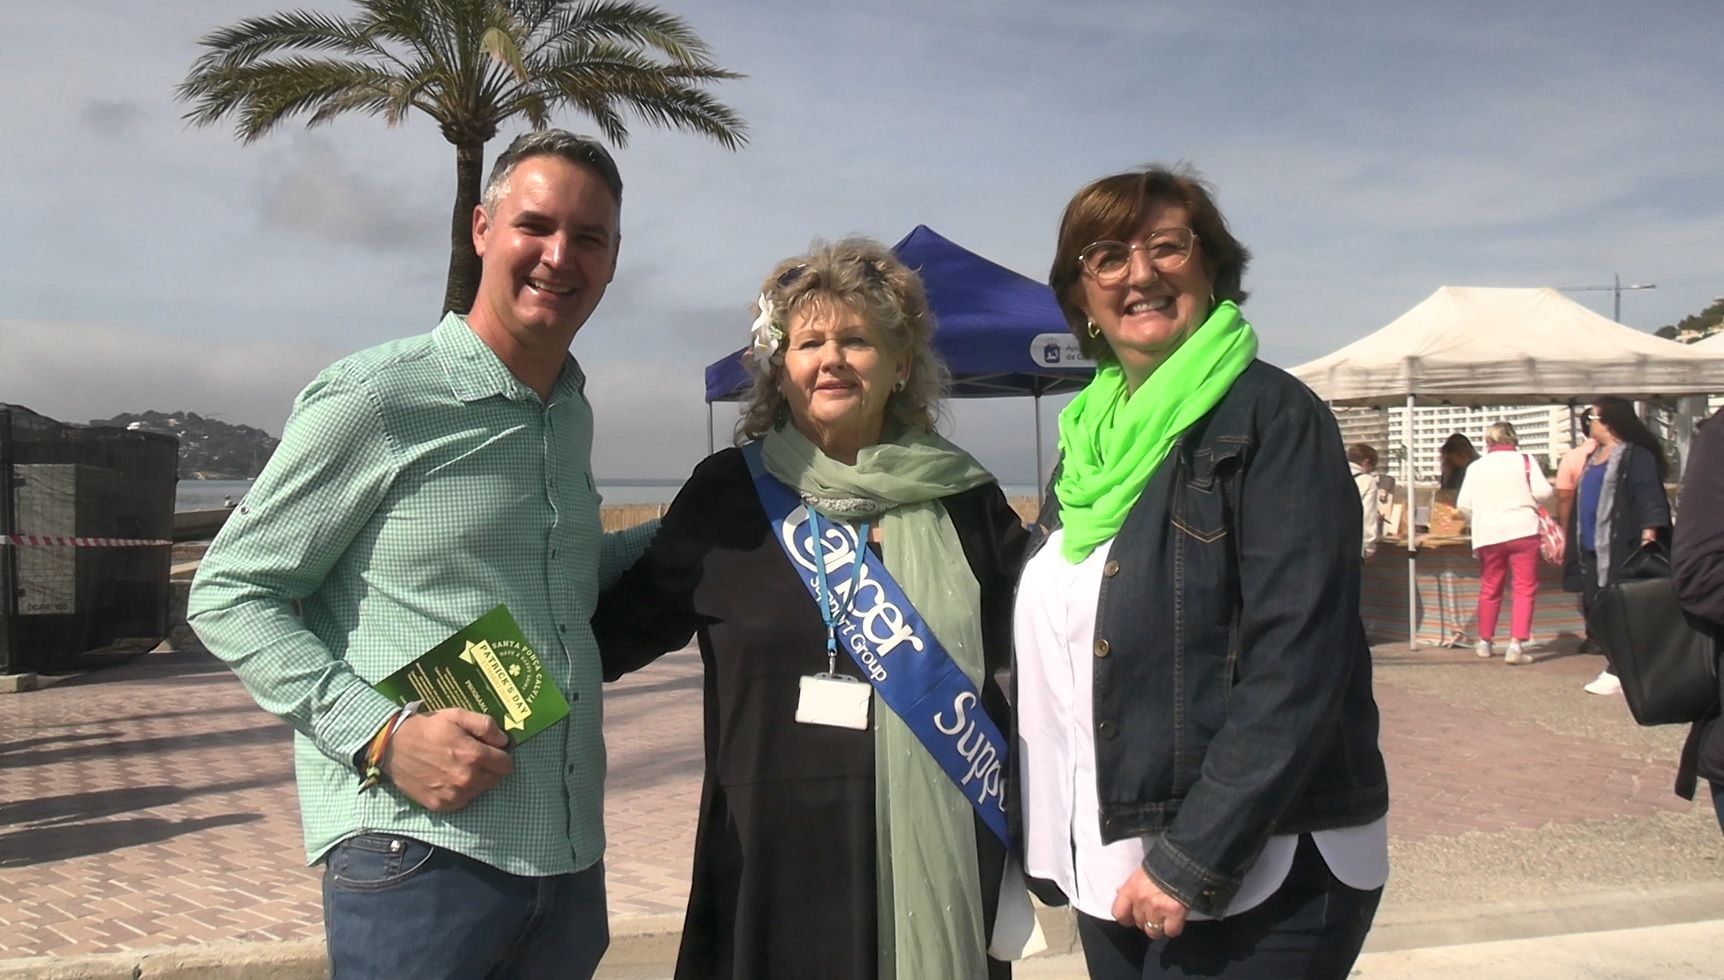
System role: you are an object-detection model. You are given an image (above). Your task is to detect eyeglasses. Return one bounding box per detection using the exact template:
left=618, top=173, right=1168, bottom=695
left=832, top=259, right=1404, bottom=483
left=1078, top=228, right=1198, bottom=284
left=1578, top=409, right=1596, bottom=429
left=775, top=257, right=889, bottom=290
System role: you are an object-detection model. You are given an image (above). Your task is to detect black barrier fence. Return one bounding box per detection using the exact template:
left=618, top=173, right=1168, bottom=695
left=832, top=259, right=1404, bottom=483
left=0, top=405, right=178, bottom=674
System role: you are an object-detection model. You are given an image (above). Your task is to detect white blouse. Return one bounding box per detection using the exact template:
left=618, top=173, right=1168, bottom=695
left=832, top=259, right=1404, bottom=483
left=1014, top=529, right=1388, bottom=921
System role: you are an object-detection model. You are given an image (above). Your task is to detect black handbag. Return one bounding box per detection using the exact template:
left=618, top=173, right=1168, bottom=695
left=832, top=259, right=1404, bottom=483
left=1588, top=542, right=1720, bottom=726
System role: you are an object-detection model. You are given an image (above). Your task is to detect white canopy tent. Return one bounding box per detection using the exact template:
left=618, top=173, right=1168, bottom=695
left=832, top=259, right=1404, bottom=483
left=1294, top=286, right=1724, bottom=405
left=1292, top=286, right=1724, bottom=648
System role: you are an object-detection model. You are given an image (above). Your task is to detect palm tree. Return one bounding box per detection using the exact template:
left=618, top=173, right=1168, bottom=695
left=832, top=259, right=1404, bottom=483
left=179, top=0, right=747, bottom=314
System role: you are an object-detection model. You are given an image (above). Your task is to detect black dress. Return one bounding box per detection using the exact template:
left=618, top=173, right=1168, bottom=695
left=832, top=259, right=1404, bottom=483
left=594, top=448, right=1028, bottom=980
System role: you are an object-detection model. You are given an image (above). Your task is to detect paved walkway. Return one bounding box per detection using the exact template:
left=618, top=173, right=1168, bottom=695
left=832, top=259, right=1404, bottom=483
left=2, top=635, right=1719, bottom=968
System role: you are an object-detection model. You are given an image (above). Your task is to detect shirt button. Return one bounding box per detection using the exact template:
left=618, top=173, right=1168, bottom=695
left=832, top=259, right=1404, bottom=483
left=551, top=549, right=558, bottom=559
left=1103, top=560, right=1120, bottom=577
left=559, top=623, right=567, bottom=633
left=1094, top=638, right=1110, bottom=658
left=1097, top=720, right=1117, bottom=739
left=567, top=764, right=577, bottom=775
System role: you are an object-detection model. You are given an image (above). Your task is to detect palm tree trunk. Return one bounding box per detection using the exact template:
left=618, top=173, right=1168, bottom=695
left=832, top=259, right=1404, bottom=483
left=443, top=141, right=485, bottom=315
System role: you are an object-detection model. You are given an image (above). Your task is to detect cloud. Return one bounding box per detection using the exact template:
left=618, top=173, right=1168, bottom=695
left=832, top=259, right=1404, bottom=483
left=0, top=318, right=340, bottom=434
left=257, top=136, right=436, bottom=252
left=78, top=99, right=145, bottom=137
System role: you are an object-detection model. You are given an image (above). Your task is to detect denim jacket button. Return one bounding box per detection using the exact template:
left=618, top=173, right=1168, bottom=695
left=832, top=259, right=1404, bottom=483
left=1097, top=720, right=1118, bottom=739
left=1094, top=638, right=1111, bottom=658
left=1103, top=560, right=1120, bottom=577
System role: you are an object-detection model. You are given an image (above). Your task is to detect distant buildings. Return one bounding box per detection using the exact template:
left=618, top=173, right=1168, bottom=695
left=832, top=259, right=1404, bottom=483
left=1336, top=404, right=1580, bottom=480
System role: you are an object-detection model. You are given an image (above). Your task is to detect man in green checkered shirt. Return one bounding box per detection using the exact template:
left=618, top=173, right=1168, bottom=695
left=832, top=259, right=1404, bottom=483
left=189, top=131, right=652, bottom=979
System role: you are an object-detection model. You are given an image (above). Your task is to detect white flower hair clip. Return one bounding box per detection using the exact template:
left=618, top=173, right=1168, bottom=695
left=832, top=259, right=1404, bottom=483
left=747, top=292, right=783, bottom=369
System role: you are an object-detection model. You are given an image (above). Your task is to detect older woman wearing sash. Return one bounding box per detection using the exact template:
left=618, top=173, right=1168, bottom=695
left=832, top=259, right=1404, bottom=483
left=1013, top=167, right=1389, bottom=979
left=595, top=238, right=1033, bottom=979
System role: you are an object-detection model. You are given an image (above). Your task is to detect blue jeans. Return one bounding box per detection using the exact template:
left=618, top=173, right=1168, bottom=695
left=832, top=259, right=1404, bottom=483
left=322, top=833, right=608, bottom=979
left=1075, top=835, right=1381, bottom=979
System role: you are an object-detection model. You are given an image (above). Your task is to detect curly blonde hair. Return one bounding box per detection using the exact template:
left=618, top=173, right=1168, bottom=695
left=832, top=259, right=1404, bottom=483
left=735, top=237, right=949, bottom=443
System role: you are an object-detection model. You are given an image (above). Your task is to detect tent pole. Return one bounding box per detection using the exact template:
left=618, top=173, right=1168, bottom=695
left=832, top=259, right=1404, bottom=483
left=1034, top=391, right=1045, bottom=508
left=1405, top=393, right=1417, bottom=651
left=706, top=403, right=715, bottom=456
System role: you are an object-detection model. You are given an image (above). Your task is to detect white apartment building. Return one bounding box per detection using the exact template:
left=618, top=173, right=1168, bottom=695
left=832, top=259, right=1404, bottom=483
left=1335, top=404, right=1581, bottom=481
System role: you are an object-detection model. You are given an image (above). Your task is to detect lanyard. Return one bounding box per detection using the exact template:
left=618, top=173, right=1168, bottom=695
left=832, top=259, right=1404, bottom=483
left=807, top=509, right=870, bottom=676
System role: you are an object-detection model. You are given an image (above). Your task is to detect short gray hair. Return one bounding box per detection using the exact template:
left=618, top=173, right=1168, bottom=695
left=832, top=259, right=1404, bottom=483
left=1485, top=421, right=1519, bottom=447
left=735, top=238, right=949, bottom=443
left=482, top=130, right=623, bottom=214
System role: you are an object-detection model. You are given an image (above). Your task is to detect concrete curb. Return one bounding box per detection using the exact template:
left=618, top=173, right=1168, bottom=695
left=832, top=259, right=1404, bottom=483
left=6, top=882, right=1721, bottom=979
left=0, top=907, right=1080, bottom=980
left=1364, top=878, right=1724, bottom=953
left=0, top=942, right=323, bottom=980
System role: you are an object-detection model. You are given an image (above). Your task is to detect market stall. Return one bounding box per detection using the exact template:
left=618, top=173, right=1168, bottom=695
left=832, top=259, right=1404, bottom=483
left=1293, top=286, right=1724, bottom=648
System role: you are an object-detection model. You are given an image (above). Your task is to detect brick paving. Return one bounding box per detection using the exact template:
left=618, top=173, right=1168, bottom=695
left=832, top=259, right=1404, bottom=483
left=0, top=637, right=1696, bottom=959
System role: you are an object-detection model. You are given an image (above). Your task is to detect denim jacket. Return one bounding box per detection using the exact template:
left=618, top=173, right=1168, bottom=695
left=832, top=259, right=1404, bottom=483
left=1019, top=360, right=1389, bottom=917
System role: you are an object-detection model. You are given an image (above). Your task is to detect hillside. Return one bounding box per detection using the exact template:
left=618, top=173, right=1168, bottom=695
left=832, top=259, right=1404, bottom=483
left=90, top=411, right=278, bottom=479
left=1655, top=296, right=1724, bottom=343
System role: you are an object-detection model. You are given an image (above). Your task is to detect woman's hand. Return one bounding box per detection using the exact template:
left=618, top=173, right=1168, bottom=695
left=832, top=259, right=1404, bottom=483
left=1111, top=868, right=1190, bottom=940
left=1642, top=528, right=1658, bottom=545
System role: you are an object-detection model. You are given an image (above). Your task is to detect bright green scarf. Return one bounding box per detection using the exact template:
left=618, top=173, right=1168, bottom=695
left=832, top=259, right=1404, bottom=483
left=759, top=423, right=995, bottom=980
left=1055, top=301, right=1259, bottom=562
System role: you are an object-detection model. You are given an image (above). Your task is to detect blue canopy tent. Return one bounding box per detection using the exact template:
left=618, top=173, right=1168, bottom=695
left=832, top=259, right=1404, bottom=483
left=702, top=225, right=1094, bottom=490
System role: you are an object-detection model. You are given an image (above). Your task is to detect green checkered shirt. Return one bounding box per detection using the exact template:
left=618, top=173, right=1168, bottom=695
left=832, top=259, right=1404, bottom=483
left=188, top=313, right=654, bottom=874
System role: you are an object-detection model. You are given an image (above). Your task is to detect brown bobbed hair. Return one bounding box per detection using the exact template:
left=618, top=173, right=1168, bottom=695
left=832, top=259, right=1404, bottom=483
left=1048, top=165, right=1252, bottom=361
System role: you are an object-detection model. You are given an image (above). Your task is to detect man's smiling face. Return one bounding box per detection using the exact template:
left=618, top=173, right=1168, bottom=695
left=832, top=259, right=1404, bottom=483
left=470, top=154, right=620, bottom=352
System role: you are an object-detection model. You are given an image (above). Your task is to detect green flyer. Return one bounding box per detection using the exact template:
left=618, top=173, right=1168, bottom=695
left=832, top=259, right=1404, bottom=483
left=374, top=605, right=570, bottom=744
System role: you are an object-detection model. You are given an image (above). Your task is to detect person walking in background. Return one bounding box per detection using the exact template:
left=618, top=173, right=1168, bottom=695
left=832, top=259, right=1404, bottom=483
left=1456, top=422, right=1552, bottom=665
left=1555, top=427, right=1601, bottom=653
left=189, top=131, right=651, bottom=979
left=594, top=239, right=1035, bottom=978
left=1014, top=165, right=1388, bottom=979
left=1349, top=443, right=1382, bottom=560
left=1565, top=397, right=1672, bottom=697
left=1672, top=406, right=1724, bottom=833
left=1438, top=432, right=1478, bottom=493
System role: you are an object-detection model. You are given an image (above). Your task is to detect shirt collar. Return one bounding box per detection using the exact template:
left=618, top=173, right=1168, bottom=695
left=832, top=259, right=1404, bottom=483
left=433, top=313, right=586, bottom=405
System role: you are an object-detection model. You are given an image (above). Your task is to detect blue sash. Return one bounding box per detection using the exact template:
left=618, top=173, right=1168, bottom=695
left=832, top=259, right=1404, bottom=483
left=743, top=442, right=1010, bottom=844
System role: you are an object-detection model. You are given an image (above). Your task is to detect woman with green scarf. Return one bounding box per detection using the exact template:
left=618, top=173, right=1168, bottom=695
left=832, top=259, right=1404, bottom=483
left=594, top=238, right=1035, bottom=978
left=1013, top=167, right=1390, bottom=979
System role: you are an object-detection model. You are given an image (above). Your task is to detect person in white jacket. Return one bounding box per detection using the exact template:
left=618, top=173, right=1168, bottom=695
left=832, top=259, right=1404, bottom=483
left=1456, top=422, right=1554, bottom=664
left=1348, top=443, right=1382, bottom=560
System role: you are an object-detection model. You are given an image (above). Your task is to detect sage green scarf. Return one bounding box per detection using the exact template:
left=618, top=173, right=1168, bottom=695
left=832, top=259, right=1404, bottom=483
left=760, top=424, right=994, bottom=980
left=1055, top=300, right=1260, bottom=562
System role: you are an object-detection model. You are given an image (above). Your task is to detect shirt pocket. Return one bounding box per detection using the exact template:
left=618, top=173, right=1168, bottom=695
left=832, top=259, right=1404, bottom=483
left=1171, top=437, right=1249, bottom=543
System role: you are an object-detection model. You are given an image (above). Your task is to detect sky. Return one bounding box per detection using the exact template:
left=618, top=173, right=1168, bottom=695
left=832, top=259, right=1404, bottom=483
left=3, top=0, right=1721, bottom=484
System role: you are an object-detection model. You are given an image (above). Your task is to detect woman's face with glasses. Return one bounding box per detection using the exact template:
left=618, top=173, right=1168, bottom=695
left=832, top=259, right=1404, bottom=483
left=1075, top=202, right=1214, bottom=389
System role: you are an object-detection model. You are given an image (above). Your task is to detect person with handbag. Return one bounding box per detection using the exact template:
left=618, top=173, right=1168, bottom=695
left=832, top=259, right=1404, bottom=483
left=1672, top=407, right=1724, bottom=833
left=1564, top=397, right=1672, bottom=696
left=1455, top=422, right=1554, bottom=665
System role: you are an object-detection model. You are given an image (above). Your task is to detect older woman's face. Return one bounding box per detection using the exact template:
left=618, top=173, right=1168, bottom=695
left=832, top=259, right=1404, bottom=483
left=1076, top=202, right=1216, bottom=388
left=777, top=300, right=907, bottom=460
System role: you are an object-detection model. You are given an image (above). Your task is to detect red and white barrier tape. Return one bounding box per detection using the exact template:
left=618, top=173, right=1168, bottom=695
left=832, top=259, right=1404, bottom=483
left=4, top=534, right=173, bottom=548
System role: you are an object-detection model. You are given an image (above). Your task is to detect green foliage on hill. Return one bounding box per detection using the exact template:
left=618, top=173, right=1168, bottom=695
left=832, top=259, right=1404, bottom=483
left=1654, top=296, right=1724, bottom=342
left=89, top=411, right=278, bottom=480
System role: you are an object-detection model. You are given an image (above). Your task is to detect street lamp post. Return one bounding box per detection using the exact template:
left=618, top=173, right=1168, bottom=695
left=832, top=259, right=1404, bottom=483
left=1557, top=273, right=1657, bottom=322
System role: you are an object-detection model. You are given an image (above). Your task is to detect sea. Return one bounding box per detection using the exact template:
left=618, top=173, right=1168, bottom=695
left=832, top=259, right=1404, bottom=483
left=176, top=478, right=1042, bottom=512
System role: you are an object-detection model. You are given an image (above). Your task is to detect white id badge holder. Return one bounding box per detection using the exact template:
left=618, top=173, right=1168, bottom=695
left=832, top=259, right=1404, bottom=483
left=795, top=673, right=871, bottom=730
